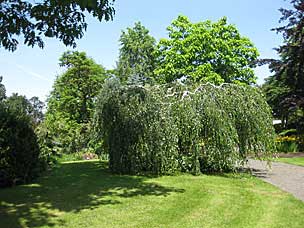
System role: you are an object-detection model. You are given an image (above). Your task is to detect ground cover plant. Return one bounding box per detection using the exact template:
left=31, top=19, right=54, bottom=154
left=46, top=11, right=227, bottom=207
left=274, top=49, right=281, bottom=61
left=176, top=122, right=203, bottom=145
left=94, top=81, right=276, bottom=175
left=0, top=160, right=303, bottom=228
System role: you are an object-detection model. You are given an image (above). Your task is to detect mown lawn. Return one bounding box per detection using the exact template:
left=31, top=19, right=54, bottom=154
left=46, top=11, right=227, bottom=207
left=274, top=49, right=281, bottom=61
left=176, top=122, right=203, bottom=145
left=276, top=157, right=304, bottom=166
left=1, top=160, right=303, bottom=228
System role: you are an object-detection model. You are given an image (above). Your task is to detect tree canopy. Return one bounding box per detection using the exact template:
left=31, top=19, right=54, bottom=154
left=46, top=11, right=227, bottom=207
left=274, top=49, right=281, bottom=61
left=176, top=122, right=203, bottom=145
left=95, top=81, right=275, bottom=174
left=116, top=22, right=157, bottom=85
left=0, top=0, right=115, bottom=51
left=6, top=93, right=44, bottom=127
left=0, top=80, right=46, bottom=187
left=48, top=51, right=107, bottom=124
left=45, top=51, right=108, bottom=154
left=154, top=16, right=259, bottom=85
left=261, top=0, right=304, bottom=134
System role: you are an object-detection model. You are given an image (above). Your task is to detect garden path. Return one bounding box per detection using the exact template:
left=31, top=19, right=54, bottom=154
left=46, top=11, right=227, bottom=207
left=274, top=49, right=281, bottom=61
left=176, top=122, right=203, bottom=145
left=248, top=159, right=304, bottom=201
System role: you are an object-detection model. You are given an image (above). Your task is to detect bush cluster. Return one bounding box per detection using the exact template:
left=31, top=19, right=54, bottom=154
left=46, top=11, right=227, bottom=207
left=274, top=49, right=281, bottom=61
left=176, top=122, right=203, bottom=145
left=94, top=81, right=276, bottom=175
left=0, top=104, right=44, bottom=187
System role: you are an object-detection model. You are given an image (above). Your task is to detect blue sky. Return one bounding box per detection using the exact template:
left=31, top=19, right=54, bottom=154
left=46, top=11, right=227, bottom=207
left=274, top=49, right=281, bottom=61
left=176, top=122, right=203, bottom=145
left=0, top=0, right=291, bottom=101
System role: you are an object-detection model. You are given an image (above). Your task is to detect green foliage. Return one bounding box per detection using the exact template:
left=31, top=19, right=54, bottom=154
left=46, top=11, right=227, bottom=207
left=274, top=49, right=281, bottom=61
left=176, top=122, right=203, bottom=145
left=94, top=80, right=179, bottom=174
left=261, top=75, right=291, bottom=119
left=44, top=51, right=107, bottom=154
left=55, top=151, right=98, bottom=163
left=116, top=22, right=157, bottom=84
left=276, top=141, right=298, bottom=153
left=269, top=0, right=304, bottom=95
left=278, top=129, right=297, bottom=136
left=0, top=84, right=45, bottom=187
left=154, top=15, right=259, bottom=84
left=0, top=0, right=115, bottom=51
left=0, top=107, right=41, bottom=187
left=94, top=81, right=276, bottom=174
left=5, top=93, right=44, bottom=128
left=276, top=134, right=301, bottom=153
left=260, top=0, right=304, bottom=144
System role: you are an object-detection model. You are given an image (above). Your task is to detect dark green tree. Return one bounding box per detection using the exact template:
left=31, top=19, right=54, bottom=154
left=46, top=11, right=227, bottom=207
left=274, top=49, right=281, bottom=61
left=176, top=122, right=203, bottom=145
left=260, top=0, right=304, bottom=137
left=155, top=15, right=259, bottom=84
left=4, top=93, right=44, bottom=128
left=45, top=51, right=107, bottom=153
left=261, top=75, right=290, bottom=125
left=116, top=22, right=157, bottom=84
left=0, top=81, right=45, bottom=187
left=0, top=0, right=115, bottom=51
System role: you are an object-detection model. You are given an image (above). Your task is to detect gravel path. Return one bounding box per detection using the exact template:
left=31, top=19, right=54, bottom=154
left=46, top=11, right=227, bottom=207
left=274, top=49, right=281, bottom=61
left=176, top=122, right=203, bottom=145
left=248, top=159, right=304, bottom=201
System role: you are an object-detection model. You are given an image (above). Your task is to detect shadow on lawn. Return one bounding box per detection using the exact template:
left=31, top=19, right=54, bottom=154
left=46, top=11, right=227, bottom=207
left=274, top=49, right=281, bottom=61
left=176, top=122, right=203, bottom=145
left=0, top=161, right=184, bottom=228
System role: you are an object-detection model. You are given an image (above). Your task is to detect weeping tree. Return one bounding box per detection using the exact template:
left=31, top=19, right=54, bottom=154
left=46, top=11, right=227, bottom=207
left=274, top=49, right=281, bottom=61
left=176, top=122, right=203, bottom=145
left=94, top=81, right=276, bottom=175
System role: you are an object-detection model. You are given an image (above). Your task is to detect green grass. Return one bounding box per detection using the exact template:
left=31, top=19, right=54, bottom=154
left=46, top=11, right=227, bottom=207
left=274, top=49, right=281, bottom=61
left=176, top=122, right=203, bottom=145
left=276, top=157, right=304, bottom=166
left=1, top=160, right=304, bottom=228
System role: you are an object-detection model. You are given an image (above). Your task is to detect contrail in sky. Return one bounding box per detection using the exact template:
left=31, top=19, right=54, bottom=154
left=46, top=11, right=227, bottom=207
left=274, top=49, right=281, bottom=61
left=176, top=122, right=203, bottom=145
left=15, top=64, right=52, bottom=82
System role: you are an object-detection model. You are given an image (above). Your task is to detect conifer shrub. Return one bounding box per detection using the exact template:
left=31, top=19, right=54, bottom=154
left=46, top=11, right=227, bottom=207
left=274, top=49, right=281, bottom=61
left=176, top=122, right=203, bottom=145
left=94, top=80, right=276, bottom=174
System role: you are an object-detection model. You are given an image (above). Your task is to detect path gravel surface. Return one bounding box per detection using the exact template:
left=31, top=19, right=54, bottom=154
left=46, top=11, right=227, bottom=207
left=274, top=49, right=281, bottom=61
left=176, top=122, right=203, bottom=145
left=248, top=159, right=304, bottom=201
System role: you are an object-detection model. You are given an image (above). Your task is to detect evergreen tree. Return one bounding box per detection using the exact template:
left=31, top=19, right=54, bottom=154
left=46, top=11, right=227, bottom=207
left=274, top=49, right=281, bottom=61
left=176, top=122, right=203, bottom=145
left=117, top=22, right=157, bottom=85
left=261, top=0, right=304, bottom=134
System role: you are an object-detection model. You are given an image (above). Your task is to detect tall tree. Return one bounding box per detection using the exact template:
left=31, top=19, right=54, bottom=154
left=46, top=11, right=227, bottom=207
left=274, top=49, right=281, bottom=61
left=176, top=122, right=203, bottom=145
left=116, top=22, right=157, bottom=84
left=155, top=15, right=259, bottom=84
left=49, top=51, right=107, bottom=123
left=45, top=51, right=107, bottom=153
left=260, top=0, right=304, bottom=132
left=0, top=0, right=115, bottom=51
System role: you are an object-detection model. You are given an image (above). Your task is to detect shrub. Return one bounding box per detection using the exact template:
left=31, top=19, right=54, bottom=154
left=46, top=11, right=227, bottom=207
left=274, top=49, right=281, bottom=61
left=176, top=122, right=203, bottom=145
left=94, top=81, right=276, bottom=174
left=276, top=135, right=298, bottom=153
left=0, top=105, right=43, bottom=187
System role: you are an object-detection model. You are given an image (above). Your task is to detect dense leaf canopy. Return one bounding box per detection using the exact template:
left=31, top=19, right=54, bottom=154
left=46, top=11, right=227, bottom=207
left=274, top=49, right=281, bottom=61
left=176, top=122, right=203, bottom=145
left=0, top=0, right=115, bottom=51
left=0, top=81, right=45, bottom=187
left=45, top=51, right=107, bottom=154
left=261, top=0, right=304, bottom=136
left=94, top=81, right=276, bottom=174
left=154, top=16, right=259, bottom=85
left=116, top=22, right=157, bottom=84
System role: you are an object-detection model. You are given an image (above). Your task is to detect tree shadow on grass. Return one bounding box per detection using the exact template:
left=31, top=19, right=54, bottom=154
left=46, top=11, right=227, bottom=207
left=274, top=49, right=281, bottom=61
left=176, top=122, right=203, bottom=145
left=0, top=161, right=184, bottom=228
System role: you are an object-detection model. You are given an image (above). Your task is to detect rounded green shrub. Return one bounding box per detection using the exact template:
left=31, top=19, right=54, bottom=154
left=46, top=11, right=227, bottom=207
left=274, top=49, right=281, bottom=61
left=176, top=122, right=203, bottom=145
left=0, top=105, right=42, bottom=187
left=94, top=81, right=276, bottom=174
